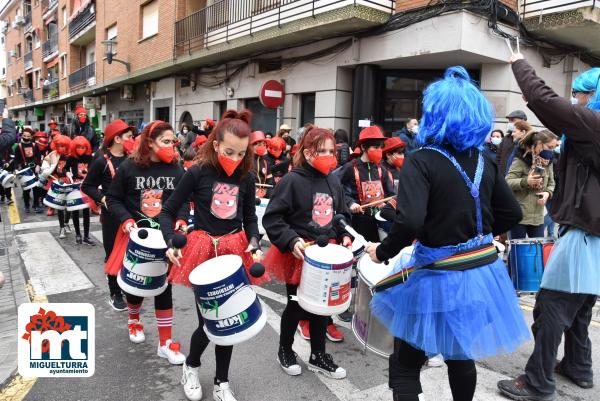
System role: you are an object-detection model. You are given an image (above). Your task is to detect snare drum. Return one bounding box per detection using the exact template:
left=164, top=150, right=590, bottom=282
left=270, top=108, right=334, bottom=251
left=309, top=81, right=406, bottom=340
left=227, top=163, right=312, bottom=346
left=508, top=238, right=555, bottom=293
left=15, top=167, right=39, bottom=190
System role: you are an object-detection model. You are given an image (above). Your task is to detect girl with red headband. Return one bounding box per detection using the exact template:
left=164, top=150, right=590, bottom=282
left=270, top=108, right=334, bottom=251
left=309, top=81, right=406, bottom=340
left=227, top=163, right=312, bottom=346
left=262, top=126, right=352, bottom=380
left=159, top=110, right=268, bottom=401
left=265, top=136, right=290, bottom=185
left=82, top=119, right=135, bottom=311
left=250, top=130, right=274, bottom=198
left=65, top=136, right=94, bottom=245
left=105, top=121, right=188, bottom=365
left=41, top=134, right=73, bottom=238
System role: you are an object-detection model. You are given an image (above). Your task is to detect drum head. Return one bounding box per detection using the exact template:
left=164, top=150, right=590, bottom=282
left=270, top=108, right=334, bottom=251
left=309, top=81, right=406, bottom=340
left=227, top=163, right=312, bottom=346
left=130, top=227, right=167, bottom=250
left=357, top=256, right=394, bottom=287
left=305, top=243, right=353, bottom=266
left=189, top=254, right=243, bottom=285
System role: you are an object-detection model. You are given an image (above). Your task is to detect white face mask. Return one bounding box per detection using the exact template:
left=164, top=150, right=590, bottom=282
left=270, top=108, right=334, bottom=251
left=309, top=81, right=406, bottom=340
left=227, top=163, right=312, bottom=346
left=506, top=122, right=515, bottom=132
left=411, top=125, right=419, bottom=134
left=182, top=129, right=188, bottom=133
left=570, top=97, right=579, bottom=105
left=491, top=137, right=502, bottom=146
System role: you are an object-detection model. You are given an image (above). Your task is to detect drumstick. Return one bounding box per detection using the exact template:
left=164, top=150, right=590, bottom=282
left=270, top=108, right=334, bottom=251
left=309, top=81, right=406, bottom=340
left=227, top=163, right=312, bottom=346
left=255, top=183, right=273, bottom=188
left=359, top=196, right=395, bottom=210
left=333, top=214, right=389, bottom=265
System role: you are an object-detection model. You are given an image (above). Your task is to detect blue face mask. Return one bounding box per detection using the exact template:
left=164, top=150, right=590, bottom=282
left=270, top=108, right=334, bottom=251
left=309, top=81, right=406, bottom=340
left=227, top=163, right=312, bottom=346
left=570, top=97, right=579, bottom=105
left=539, top=149, right=554, bottom=160
left=554, top=147, right=561, bottom=154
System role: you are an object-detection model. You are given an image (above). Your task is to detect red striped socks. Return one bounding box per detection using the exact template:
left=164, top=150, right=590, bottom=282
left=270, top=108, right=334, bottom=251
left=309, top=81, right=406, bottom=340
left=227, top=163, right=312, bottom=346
left=155, top=308, right=173, bottom=346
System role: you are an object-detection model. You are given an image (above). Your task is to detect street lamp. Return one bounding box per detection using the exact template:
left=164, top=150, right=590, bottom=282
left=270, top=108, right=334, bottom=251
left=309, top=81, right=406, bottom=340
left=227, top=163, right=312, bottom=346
left=101, top=39, right=130, bottom=72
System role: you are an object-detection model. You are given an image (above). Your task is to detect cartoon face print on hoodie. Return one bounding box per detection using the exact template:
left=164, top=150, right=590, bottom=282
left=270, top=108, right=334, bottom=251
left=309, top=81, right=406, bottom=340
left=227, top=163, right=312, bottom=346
left=56, top=160, right=67, bottom=175
left=141, top=189, right=163, bottom=218
left=312, top=193, right=334, bottom=228
left=211, top=182, right=239, bottom=220
left=361, top=180, right=383, bottom=205
left=77, top=162, right=88, bottom=178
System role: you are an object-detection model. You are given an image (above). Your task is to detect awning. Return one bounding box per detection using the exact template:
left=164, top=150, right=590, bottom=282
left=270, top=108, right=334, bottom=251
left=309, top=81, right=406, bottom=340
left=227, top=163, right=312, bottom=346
left=46, top=57, right=59, bottom=68
left=45, top=14, right=57, bottom=24
left=68, top=0, right=92, bottom=22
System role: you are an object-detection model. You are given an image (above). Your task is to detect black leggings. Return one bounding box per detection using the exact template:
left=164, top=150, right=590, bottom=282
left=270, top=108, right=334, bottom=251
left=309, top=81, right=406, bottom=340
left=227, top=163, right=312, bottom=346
left=57, top=210, right=71, bottom=228
left=71, top=209, right=90, bottom=237
left=186, top=300, right=233, bottom=383
left=125, top=284, right=173, bottom=309
left=390, top=339, right=476, bottom=401
left=280, top=284, right=327, bottom=354
left=22, top=188, right=40, bottom=208
left=101, top=207, right=121, bottom=296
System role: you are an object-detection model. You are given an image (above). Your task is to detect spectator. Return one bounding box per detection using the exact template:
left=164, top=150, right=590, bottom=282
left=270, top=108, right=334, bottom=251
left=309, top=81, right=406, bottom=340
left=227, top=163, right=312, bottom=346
left=543, top=138, right=561, bottom=237
left=178, top=124, right=190, bottom=150
left=69, top=105, right=99, bottom=152
left=497, top=120, right=532, bottom=175
left=483, top=129, right=504, bottom=160
left=277, top=124, right=295, bottom=151
left=334, top=129, right=350, bottom=166
left=392, top=117, right=419, bottom=152
left=505, top=129, right=558, bottom=239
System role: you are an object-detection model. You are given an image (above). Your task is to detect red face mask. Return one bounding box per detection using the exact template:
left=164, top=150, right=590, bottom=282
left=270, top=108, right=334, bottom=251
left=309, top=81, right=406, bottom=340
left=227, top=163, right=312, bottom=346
left=76, top=148, right=86, bottom=156
left=156, top=146, right=176, bottom=164
left=218, top=154, right=242, bottom=177
left=367, top=148, right=382, bottom=164
left=56, top=146, right=68, bottom=156
left=78, top=116, right=87, bottom=124
left=255, top=145, right=267, bottom=156
left=122, top=138, right=135, bottom=154
left=312, top=155, right=337, bottom=175
left=37, top=141, right=48, bottom=150
left=268, top=148, right=282, bottom=158
left=392, top=155, right=404, bottom=168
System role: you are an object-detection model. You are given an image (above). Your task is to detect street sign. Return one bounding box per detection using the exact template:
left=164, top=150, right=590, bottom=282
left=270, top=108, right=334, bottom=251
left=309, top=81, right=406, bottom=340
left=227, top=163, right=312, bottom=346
left=259, top=80, right=285, bottom=109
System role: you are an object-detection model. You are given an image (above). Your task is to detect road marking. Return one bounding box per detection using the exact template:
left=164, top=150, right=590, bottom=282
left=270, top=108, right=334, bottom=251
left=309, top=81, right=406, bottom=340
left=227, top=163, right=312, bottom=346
left=13, top=216, right=100, bottom=231
left=8, top=189, right=20, bottom=225
left=15, top=232, right=93, bottom=296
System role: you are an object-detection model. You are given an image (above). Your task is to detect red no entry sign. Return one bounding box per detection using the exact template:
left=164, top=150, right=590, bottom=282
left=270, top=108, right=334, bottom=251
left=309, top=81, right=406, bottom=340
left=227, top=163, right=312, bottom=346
left=259, top=80, right=285, bottom=109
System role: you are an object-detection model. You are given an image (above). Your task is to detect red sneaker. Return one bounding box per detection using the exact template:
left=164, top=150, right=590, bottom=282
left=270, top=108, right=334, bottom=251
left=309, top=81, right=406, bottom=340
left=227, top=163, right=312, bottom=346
left=326, top=323, right=344, bottom=342
left=47, top=208, right=55, bottom=216
left=297, top=320, right=310, bottom=340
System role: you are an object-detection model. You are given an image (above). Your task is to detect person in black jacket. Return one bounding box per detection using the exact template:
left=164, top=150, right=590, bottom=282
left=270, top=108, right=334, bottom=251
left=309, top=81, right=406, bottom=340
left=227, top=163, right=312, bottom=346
left=159, top=110, right=268, bottom=401
left=65, top=136, right=94, bottom=245
left=498, top=53, right=600, bottom=401
left=263, top=126, right=352, bottom=381
left=104, top=120, right=187, bottom=367
left=81, top=119, right=134, bottom=312
left=69, top=105, right=99, bottom=152
left=250, top=130, right=274, bottom=199
left=13, top=128, right=41, bottom=213
left=334, top=129, right=350, bottom=166
left=265, top=136, right=290, bottom=185
left=0, top=113, right=17, bottom=205
left=381, top=136, right=407, bottom=193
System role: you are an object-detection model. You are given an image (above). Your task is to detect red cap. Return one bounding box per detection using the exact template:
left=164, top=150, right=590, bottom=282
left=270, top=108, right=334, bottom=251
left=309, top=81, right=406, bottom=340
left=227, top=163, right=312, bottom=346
left=250, top=131, right=266, bottom=145
left=357, top=126, right=386, bottom=146
left=33, top=131, right=48, bottom=139
left=192, top=135, right=208, bottom=149
left=48, top=118, right=58, bottom=126
left=349, top=147, right=362, bottom=160
left=383, top=137, right=407, bottom=155
left=74, top=105, right=86, bottom=115
left=206, top=118, right=215, bottom=128
left=103, top=119, right=133, bottom=147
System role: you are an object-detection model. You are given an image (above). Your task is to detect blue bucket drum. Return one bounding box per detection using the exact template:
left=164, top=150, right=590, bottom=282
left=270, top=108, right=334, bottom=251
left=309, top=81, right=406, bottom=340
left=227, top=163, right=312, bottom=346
left=43, top=181, right=69, bottom=210
left=189, top=255, right=266, bottom=346
left=66, top=184, right=90, bottom=211
left=117, top=228, right=169, bottom=297
left=15, top=167, right=39, bottom=190
left=508, top=238, right=555, bottom=293
left=0, top=169, right=16, bottom=188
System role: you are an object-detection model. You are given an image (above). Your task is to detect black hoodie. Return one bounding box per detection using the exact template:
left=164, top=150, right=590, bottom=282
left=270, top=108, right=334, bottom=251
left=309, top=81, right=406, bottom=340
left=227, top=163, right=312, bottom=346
left=338, top=158, right=396, bottom=210
left=263, top=163, right=351, bottom=253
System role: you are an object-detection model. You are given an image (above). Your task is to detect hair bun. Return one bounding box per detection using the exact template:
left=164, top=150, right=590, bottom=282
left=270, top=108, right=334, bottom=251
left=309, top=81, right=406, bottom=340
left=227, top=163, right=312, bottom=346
left=444, top=66, right=470, bottom=81
left=221, top=109, right=252, bottom=125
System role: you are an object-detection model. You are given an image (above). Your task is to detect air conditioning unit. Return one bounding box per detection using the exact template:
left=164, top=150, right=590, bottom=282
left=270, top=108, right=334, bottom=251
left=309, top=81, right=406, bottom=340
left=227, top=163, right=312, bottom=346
left=8, top=50, right=16, bottom=58
left=1, top=24, right=8, bottom=33
left=11, top=21, right=19, bottom=29
left=14, top=15, right=24, bottom=25
left=120, top=85, right=134, bottom=101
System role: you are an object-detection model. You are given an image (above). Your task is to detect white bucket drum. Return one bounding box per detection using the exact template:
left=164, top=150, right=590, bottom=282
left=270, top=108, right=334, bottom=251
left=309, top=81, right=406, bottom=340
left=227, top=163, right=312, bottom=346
left=15, top=167, right=39, bottom=190
left=297, top=243, right=354, bottom=316
left=117, top=228, right=169, bottom=297
left=189, top=254, right=267, bottom=346
left=0, top=169, right=16, bottom=188
left=43, top=181, right=69, bottom=210
left=66, top=190, right=90, bottom=211
left=352, top=245, right=414, bottom=357
left=255, top=198, right=269, bottom=236
left=351, top=240, right=365, bottom=261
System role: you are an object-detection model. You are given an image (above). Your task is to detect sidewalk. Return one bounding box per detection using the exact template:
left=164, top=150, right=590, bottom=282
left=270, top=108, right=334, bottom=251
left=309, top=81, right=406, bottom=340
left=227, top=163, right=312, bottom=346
left=519, top=294, right=600, bottom=324
left=0, top=204, right=31, bottom=389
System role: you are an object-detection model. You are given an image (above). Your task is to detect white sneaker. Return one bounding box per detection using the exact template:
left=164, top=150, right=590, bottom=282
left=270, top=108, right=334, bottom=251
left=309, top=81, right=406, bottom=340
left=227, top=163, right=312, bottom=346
left=58, top=228, right=66, bottom=239
left=64, top=224, right=72, bottom=234
left=213, top=382, right=237, bottom=401
left=127, top=319, right=145, bottom=343
left=157, top=339, right=186, bottom=365
left=426, top=355, right=444, bottom=367
left=181, top=362, right=202, bottom=401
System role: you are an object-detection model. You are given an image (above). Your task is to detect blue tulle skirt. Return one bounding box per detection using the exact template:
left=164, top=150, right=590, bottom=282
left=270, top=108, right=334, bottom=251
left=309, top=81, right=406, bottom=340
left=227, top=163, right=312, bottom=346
left=370, top=235, right=531, bottom=360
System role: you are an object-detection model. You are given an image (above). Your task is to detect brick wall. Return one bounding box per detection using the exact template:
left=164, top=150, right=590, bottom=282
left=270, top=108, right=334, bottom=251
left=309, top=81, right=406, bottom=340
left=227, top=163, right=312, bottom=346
left=396, top=0, right=518, bottom=13
left=4, top=2, right=23, bottom=109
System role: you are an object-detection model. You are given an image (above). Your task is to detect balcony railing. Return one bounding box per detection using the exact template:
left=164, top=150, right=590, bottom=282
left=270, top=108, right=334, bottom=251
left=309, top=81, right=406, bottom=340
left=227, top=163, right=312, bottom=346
left=24, top=12, right=32, bottom=30
left=69, top=62, right=96, bottom=89
left=24, top=51, right=33, bottom=70
left=43, top=79, right=59, bottom=100
left=42, top=34, right=59, bottom=59
left=175, top=0, right=394, bottom=52
left=69, top=1, right=96, bottom=40
left=22, top=89, right=34, bottom=104
left=520, top=0, right=599, bottom=19
left=42, top=0, right=59, bottom=16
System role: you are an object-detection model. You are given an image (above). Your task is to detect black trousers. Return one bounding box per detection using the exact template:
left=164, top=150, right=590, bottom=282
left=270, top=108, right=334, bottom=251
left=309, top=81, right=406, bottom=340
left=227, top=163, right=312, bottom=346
left=186, top=300, right=233, bottom=383
left=524, top=288, right=596, bottom=395
left=22, top=188, right=40, bottom=208
left=71, top=209, right=90, bottom=237
left=0, top=186, right=12, bottom=200
left=389, top=339, right=476, bottom=401
left=57, top=210, right=71, bottom=228
left=101, top=207, right=122, bottom=297
left=125, top=283, right=173, bottom=309
left=351, top=213, right=381, bottom=243
left=280, top=284, right=327, bottom=354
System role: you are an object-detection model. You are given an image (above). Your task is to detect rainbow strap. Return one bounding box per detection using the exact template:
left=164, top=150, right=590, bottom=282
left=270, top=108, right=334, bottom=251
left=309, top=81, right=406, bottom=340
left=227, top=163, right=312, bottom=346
left=373, top=244, right=498, bottom=293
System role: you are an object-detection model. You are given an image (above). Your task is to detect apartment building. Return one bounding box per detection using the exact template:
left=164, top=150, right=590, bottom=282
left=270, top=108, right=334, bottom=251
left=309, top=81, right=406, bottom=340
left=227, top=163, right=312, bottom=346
left=1, top=0, right=598, bottom=141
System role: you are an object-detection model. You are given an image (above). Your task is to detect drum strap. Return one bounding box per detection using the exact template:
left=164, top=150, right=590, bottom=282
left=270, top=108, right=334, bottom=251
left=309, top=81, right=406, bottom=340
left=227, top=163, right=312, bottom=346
left=352, top=160, right=382, bottom=206
left=103, top=154, right=116, bottom=178
left=18, top=144, right=27, bottom=163
left=198, top=228, right=240, bottom=256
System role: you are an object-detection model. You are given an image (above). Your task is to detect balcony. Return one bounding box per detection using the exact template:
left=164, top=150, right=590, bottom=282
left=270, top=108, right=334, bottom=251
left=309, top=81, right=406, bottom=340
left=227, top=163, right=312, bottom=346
left=69, top=62, right=96, bottom=90
left=174, top=0, right=394, bottom=60
left=22, top=89, right=35, bottom=104
left=69, top=1, right=96, bottom=45
left=520, top=0, right=600, bottom=57
left=42, top=0, right=59, bottom=18
left=42, top=34, right=59, bottom=60
left=24, top=51, right=33, bottom=70
left=43, top=79, right=59, bottom=100
left=24, top=12, right=32, bottom=31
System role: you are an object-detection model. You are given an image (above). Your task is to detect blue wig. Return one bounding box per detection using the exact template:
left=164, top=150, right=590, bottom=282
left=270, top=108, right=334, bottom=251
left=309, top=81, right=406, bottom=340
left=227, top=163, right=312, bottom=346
left=572, top=67, right=600, bottom=112
left=417, top=66, right=494, bottom=152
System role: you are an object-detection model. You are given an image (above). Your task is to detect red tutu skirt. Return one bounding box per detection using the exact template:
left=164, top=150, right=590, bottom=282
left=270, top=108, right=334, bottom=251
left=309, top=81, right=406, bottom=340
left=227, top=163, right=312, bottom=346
left=168, top=230, right=270, bottom=287
left=263, top=245, right=303, bottom=285
left=104, top=222, right=129, bottom=275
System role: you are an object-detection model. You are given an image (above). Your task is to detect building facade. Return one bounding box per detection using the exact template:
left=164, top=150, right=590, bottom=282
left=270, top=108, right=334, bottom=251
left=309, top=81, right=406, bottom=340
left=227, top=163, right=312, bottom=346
left=1, top=0, right=598, bottom=141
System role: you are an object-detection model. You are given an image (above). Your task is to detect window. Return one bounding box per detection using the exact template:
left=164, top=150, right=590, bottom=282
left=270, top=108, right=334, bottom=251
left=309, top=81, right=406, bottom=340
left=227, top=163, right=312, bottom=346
left=62, top=6, right=67, bottom=28
left=16, top=43, right=22, bottom=58
left=300, top=93, right=316, bottom=127
left=34, top=30, right=40, bottom=48
left=1, top=67, right=5, bottom=75
left=245, top=98, right=277, bottom=134
left=141, top=1, right=159, bottom=39
left=35, top=70, right=40, bottom=88
left=60, top=54, right=67, bottom=77
left=155, top=106, right=170, bottom=123
left=106, top=24, right=117, bottom=54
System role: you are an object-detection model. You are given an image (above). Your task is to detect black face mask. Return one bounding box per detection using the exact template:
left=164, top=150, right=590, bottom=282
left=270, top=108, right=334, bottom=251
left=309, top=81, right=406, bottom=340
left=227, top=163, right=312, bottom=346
left=22, top=138, right=31, bottom=143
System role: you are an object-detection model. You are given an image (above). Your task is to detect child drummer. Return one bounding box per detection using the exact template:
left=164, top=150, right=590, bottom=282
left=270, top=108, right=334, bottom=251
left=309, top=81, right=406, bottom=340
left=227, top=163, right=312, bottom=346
left=263, top=126, right=352, bottom=380
left=159, top=110, right=268, bottom=401
left=105, top=120, right=188, bottom=366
